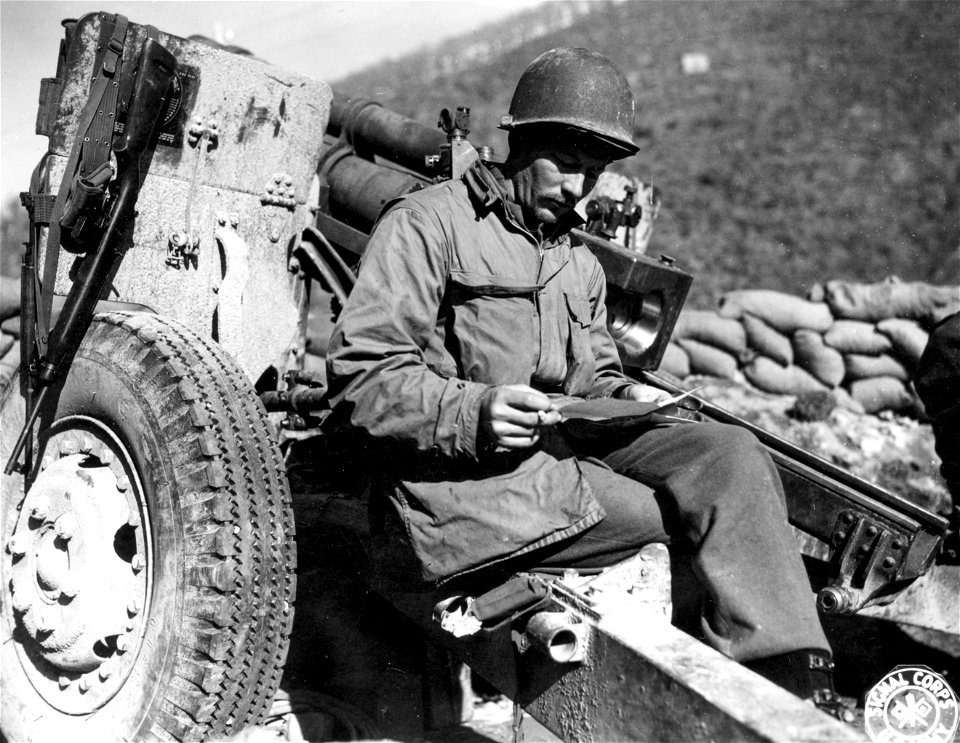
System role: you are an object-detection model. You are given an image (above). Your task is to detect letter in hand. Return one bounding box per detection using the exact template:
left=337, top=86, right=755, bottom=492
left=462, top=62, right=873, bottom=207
left=480, top=384, right=563, bottom=450
left=618, top=383, right=674, bottom=406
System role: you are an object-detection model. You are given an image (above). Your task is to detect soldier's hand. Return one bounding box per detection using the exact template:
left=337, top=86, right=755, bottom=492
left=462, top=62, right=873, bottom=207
left=618, top=383, right=673, bottom=405
left=479, top=384, right=562, bottom=450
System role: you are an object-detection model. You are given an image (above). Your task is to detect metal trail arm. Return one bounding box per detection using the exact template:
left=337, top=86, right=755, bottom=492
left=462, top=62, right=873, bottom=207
left=4, top=38, right=176, bottom=475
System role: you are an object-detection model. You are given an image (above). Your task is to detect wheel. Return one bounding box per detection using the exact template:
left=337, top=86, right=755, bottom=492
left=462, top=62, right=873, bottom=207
left=0, top=311, right=296, bottom=741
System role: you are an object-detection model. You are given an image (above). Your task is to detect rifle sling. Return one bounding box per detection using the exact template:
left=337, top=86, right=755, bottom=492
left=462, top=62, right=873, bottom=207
left=39, top=13, right=129, bottom=354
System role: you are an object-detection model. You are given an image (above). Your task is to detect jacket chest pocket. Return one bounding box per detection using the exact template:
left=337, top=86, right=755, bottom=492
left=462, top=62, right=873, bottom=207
left=562, top=292, right=597, bottom=395
left=446, top=270, right=541, bottom=384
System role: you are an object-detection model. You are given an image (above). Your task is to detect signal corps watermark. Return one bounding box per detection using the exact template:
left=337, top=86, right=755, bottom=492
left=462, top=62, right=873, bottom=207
left=865, top=665, right=958, bottom=743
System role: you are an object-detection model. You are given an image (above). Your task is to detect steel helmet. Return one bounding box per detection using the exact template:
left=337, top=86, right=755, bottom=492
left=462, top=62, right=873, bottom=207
left=499, top=47, right=639, bottom=158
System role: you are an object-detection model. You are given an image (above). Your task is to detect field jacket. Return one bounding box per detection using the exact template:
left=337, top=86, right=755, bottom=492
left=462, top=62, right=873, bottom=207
left=325, top=162, right=637, bottom=582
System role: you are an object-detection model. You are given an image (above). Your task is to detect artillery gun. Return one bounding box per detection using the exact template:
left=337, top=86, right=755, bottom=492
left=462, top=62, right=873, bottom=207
left=1, top=11, right=954, bottom=742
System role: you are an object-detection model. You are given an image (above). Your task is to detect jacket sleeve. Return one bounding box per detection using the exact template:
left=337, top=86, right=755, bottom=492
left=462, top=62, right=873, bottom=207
left=325, top=203, right=489, bottom=460
left=583, top=256, right=638, bottom=399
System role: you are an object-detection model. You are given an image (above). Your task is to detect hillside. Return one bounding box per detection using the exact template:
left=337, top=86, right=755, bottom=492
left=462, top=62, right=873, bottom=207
left=335, top=0, right=959, bottom=308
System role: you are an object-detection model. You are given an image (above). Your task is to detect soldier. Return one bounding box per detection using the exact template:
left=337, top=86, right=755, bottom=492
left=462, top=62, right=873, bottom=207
left=325, top=47, right=850, bottom=719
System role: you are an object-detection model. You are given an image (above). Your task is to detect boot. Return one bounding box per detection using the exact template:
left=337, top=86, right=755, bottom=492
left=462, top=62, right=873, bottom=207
left=745, top=649, right=855, bottom=723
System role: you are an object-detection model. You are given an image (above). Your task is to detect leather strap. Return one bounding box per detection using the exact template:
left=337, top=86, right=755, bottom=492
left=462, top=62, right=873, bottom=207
left=38, top=13, right=128, bottom=351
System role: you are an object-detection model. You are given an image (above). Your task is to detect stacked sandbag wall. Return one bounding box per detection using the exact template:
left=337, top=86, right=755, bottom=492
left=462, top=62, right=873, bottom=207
left=0, top=276, right=20, bottom=392
left=659, top=277, right=959, bottom=415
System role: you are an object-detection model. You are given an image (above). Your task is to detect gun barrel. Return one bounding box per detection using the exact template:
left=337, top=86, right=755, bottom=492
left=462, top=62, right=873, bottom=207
left=328, top=91, right=445, bottom=177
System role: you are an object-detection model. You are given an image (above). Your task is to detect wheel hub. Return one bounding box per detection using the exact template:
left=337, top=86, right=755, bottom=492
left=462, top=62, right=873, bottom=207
left=6, top=421, right=152, bottom=714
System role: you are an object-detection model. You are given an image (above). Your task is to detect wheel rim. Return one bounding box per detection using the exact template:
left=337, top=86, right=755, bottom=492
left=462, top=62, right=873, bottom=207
left=6, top=416, right=153, bottom=714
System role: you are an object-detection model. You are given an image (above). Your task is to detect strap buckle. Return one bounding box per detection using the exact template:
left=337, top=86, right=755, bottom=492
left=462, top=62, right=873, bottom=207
left=102, top=37, right=125, bottom=75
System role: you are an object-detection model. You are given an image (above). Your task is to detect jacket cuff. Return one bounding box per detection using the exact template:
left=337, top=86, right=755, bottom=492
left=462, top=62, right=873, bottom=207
left=456, top=381, right=491, bottom=461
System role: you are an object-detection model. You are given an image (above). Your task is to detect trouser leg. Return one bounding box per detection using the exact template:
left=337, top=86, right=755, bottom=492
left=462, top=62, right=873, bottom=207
left=578, top=421, right=829, bottom=662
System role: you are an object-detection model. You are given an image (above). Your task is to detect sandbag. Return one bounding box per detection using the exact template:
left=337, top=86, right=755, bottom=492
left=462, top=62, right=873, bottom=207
left=843, top=353, right=910, bottom=382
left=875, top=318, right=929, bottom=366
left=658, top=341, right=691, bottom=379
left=0, top=343, right=20, bottom=389
left=718, top=289, right=834, bottom=333
left=672, top=310, right=749, bottom=356
left=792, top=330, right=845, bottom=387
left=848, top=376, right=915, bottom=414
left=0, top=276, right=19, bottom=321
left=822, top=320, right=893, bottom=355
left=742, top=313, right=794, bottom=366
left=0, top=333, right=14, bottom=359
left=822, top=277, right=959, bottom=326
left=743, top=356, right=828, bottom=395
left=677, top=338, right=740, bottom=379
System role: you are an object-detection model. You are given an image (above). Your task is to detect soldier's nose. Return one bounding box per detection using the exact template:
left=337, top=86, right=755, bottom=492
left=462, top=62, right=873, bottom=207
left=562, top=172, right=587, bottom=202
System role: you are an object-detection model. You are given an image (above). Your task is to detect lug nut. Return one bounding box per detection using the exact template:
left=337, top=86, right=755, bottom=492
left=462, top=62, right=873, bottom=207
left=41, top=456, right=54, bottom=470
left=891, top=539, right=903, bottom=550
left=116, top=635, right=131, bottom=653
left=115, top=474, right=130, bottom=492
left=866, top=525, right=878, bottom=538
left=55, top=513, right=79, bottom=541
left=30, top=496, right=51, bottom=522
left=99, top=448, right=115, bottom=466
left=882, top=556, right=897, bottom=569
left=8, top=533, right=29, bottom=557
left=128, top=597, right=142, bottom=616
left=79, top=436, right=93, bottom=453
left=99, top=665, right=113, bottom=680
left=59, top=675, right=71, bottom=689
left=79, top=676, right=91, bottom=693
left=12, top=590, right=32, bottom=614
left=59, top=439, right=78, bottom=456
left=60, top=581, right=79, bottom=600
left=131, top=554, right=144, bottom=572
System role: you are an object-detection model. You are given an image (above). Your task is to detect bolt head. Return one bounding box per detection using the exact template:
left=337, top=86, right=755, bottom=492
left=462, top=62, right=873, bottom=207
left=41, top=456, right=54, bottom=470
left=8, top=532, right=30, bottom=557
left=866, top=525, right=878, bottom=538
left=882, top=556, right=897, bottom=569
left=55, top=513, right=79, bottom=541
left=841, top=511, right=854, bottom=523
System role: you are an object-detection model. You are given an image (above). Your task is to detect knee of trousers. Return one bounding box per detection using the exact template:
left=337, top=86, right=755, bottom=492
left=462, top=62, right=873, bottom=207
left=680, top=422, right=779, bottom=485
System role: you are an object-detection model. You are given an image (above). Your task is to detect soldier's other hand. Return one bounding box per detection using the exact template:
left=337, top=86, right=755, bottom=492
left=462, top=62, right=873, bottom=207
left=618, top=383, right=673, bottom=405
left=480, top=384, right=562, bottom=450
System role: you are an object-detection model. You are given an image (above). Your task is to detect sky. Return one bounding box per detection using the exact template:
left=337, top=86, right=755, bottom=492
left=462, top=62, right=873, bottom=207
left=0, top=0, right=543, bottom=206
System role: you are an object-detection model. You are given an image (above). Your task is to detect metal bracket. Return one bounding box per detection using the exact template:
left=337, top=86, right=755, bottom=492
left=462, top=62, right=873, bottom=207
left=165, top=231, right=200, bottom=269
left=187, top=116, right=218, bottom=149
left=817, top=509, right=909, bottom=614
left=261, top=173, right=297, bottom=209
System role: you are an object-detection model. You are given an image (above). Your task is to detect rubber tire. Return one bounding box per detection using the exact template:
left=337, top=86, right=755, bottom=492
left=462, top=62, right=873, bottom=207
left=0, top=312, right=296, bottom=741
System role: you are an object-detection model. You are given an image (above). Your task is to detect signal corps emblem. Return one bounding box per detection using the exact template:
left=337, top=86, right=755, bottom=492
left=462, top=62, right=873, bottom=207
left=865, top=665, right=958, bottom=743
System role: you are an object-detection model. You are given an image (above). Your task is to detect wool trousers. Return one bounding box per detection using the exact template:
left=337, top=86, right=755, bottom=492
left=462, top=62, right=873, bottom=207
left=527, top=421, right=831, bottom=662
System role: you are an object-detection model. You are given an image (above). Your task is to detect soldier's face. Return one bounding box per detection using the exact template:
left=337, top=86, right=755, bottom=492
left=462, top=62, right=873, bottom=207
left=513, top=141, right=611, bottom=227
